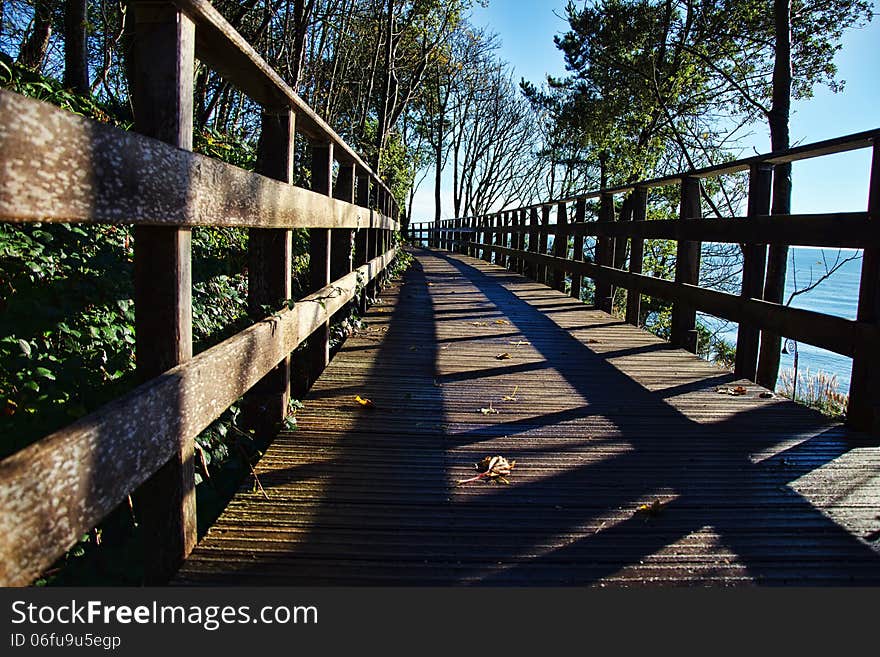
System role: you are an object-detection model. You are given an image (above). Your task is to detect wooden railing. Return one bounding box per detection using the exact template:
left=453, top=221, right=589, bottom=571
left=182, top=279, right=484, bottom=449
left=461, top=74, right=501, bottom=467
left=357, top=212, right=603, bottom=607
left=411, top=129, right=880, bottom=434
left=0, top=0, right=400, bottom=586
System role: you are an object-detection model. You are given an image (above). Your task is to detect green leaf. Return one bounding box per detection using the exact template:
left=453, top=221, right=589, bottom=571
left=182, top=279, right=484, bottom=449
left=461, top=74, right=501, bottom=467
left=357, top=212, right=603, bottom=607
left=18, top=339, right=32, bottom=358
left=34, top=367, right=56, bottom=380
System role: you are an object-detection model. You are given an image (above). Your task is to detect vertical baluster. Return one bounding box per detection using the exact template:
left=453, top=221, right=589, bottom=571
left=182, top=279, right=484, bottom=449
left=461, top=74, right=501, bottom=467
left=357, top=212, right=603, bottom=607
left=526, top=207, right=540, bottom=280
left=129, top=1, right=196, bottom=584
left=552, top=201, right=569, bottom=292
left=355, top=170, right=370, bottom=315
left=671, top=177, right=702, bottom=353
left=539, top=205, right=550, bottom=284
left=570, top=198, right=586, bottom=301
left=848, top=141, right=880, bottom=433
left=242, top=108, right=295, bottom=440
left=625, top=187, right=648, bottom=326
left=308, top=143, right=333, bottom=385
left=595, top=192, right=614, bottom=313
left=735, top=164, right=773, bottom=380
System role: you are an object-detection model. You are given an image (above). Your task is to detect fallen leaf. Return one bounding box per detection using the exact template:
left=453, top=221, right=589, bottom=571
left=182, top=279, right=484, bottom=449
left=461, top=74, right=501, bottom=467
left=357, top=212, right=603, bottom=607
left=635, top=499, right=668, bottom=517
left=494, top=319, right=510, bottom=325
left=502, top=386, right=519, bottom=402
left=479, top=402, right=499, bottom=415
left=716, top=386, right=748, bottom=396
left=495, top=352, right=512, bottom=360
left=457, top=455, right=516, bottom=485
left=509, top=340, right=530, bottom=347
left=355, top=395, right=375, bottom=408
left=471, top=321, right=489, bottom=327
left=586, top=338, right=601, bottom=344
left=759, top=392, right=774, bottom=399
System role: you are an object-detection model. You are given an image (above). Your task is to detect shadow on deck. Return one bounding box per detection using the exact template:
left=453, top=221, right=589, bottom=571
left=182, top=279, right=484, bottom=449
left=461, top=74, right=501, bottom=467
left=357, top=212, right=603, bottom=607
left=177, top=247, right=880, bottom=585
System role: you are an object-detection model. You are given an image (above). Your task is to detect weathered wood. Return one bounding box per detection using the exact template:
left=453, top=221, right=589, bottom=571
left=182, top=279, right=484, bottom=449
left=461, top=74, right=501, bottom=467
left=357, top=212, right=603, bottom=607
left=355, top=171, right=371, bottom=316
left=848, top=142, right=880, bottom=433
left=171, top=0, right=393, bottom=200
left=671, top=177, right=702, bottom=353
left=242, top=109, right=295, bottom=439
left=331, top=163, right=355, bottom=296
left=178, top=248, right=880, bottom=586
left=570, top=198, right=586, bottom=300
left=539, top=205, right=551, bottom=284
left=307, top=143, right=333, bottom=388
left=526, top=207, right=540, bottom=280
left=595, top=193, right=615, bottom=313
left=625, top=187, right=647, bottom=326
left=0, top=250, right=396, bottom=587
left=474, top=243, right=879, bottom=359
left=552, top=202, right=569, bottom=292
left=129, top=2, right=196, bottom=584
left=735, top=164, right=773, bottom=381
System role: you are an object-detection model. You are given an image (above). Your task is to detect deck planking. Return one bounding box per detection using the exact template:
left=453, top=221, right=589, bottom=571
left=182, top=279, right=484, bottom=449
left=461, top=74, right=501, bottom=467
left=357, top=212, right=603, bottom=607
left=176, top=248, right=880, bottom=585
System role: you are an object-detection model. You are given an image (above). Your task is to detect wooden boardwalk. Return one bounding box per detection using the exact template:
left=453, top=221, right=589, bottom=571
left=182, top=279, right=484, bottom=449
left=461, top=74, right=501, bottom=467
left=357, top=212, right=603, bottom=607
left=177, top=248, right=880, bottom=585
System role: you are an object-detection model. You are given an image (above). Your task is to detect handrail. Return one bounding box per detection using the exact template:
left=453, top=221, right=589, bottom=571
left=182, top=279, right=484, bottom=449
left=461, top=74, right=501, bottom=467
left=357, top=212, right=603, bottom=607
left=0, top=0, right=402, bottom=586
left=412, top=128, right=880, bottom=437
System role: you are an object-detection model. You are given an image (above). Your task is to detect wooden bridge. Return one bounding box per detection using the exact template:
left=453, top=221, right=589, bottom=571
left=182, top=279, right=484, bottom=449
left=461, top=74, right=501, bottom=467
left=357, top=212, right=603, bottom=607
left=1, top=1, right=879, bottom=586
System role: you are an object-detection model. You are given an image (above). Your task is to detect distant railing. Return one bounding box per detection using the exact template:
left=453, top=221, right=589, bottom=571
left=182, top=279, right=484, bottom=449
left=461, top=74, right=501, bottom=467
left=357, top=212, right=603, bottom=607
left=411, top=129, right=880, bottom=434
left=0, top=0, right=400, bottom=586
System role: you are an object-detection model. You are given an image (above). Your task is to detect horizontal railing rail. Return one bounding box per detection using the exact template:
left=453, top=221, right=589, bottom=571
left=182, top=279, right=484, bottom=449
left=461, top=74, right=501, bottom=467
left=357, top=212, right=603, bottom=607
left=411, top=128, right=879, bottom=435
left=0, top=0, right=400, bottom=586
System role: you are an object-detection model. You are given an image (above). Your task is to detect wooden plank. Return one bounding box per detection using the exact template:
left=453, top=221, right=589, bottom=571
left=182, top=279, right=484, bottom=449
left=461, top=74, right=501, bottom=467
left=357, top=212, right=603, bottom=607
left=355, top=170, right=371, bottom=316
left=177, top=248, right=880, bottom=586
left=735, top=164, right=773, bottom=381
left=242, top=109, right=295, bottom=439
left=625, top=188, right=647, bottom=326
left=671, top=177, right=702, bottom=353
left=0, top=89, right=398, bottom=231
left=0, top=250, right=396, bottom=587
left=848, top=142, right=880, bottom=433
left=472, top=243, right=879, bottom=359
left=129, top=2, right=196, bottom=584
left=171, top=0, right=393, bottom=199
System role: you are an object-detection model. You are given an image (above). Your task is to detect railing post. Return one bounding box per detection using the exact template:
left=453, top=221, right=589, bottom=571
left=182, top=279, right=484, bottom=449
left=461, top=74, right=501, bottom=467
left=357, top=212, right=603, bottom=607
left=595, top=193, right=614, bottom=313
left=525, top=207, right=539, bottom=280
left=479, top=216, right=489, bottom=261
left=242, top=108, right=295, bottom=439
left=129, top=1, right=196, bottom=584
left=355, top=170, right=371, bottom=314
left=539, top=205, right=551, bottom=284
left=331, top=163, right=355, bottom=326
left=570, top=198, right=586, bottom=300
left=552, top=201, right=569, bottom=292
left=307, top=142, right=333, bottom=386
left=671, top=176, right=702, bottom=353
left=848, top=141, right=880, bottom=433
left=735, top=163, right=773, bottom=380
left=516, top=209, right=527, bottom=274
left=493, top=213, right=503, bottom=265
left=625, top=187, right=648, bottom=326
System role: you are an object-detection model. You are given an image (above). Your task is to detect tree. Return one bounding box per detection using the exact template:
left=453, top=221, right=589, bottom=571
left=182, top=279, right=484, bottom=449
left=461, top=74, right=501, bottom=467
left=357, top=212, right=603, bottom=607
left=63, top=0, right=88, bottom=93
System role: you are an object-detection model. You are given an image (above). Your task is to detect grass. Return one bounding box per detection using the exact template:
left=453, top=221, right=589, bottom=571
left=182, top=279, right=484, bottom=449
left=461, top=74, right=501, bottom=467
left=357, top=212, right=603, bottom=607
left=777, top=368, right=849, bottom=419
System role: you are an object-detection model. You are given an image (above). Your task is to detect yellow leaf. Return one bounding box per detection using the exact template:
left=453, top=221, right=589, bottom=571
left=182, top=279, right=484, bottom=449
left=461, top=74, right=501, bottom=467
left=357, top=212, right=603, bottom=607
left=355, top=395, right=375, bottom=408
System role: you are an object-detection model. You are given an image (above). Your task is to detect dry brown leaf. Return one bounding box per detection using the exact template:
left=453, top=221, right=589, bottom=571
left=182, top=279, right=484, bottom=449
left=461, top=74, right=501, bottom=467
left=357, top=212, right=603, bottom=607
left=471, top=321, right=489, bottom=327
left=495, top=352, right=512, bottom=360
left=716, top=385, right=748, bottom=396
left=759, top=392, right=774, bottom=399
left=635, top=499, right=669, bottom=517
left=479, top=402, right=498, bottom=415
left=457, top=455, right=516, bottom=485
left=355, top=395, right=375, bottom=408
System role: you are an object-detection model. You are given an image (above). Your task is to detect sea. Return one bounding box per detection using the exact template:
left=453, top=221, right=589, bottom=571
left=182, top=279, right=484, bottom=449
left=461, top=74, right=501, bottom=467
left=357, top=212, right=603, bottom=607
left=703, top=247, right=863, bottom=394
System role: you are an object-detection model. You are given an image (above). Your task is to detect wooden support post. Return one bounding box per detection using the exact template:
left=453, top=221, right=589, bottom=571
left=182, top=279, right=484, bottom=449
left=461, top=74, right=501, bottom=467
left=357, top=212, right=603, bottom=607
left=539, top=205, right=550, bottom=284
left=625, top=187, right=648, bottom=326
left=493, top=213, right=503, bottom=265
left=552, top=202, right=569, bottom=292
left=671, top=177, right=702, bottom=353
left=735, top=164, right=773, bottom=380
left=242, top=109, right=295, bottom=439
left=129, top=2, right=196, bottom=584
left=307, top=143, right=333, bottom=386
left=570, top=198, right=586, bottom=301
left=526, top=207, right=540, bottom=280
left=331, top=163, right=355, bottom=326
left=595, top=193, right=614, bottom=313
left=480, top=216, right=490, bottom=261
left=355, top=171, right=370, bottom=315
left=848, top=142, right=880, bottom=434
left=517, top=210, right=527, bottom=274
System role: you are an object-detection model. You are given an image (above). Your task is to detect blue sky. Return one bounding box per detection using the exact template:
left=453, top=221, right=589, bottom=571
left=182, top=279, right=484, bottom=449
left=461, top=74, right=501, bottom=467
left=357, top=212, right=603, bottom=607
left=410, top=0, right=879, bottom=220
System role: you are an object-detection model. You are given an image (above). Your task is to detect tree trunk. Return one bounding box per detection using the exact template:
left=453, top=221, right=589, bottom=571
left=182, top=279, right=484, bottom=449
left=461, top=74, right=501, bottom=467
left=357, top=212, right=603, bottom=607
left=756, top=0, right=792, bottom=390
left=64, top=0, right=89, bottom=94
left=18, top=1, right=54, bottom=70
left=373, top=0, right=394, bottom=171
